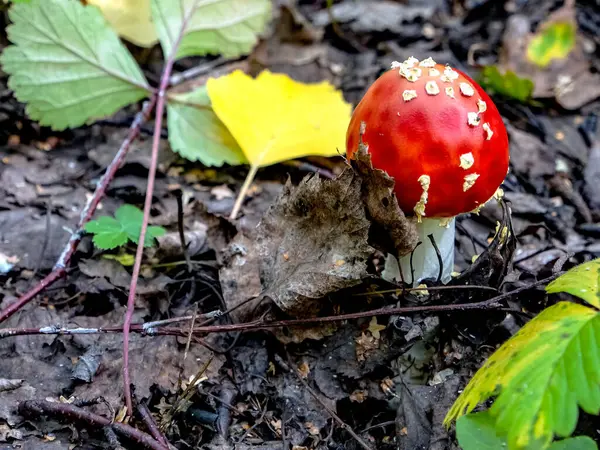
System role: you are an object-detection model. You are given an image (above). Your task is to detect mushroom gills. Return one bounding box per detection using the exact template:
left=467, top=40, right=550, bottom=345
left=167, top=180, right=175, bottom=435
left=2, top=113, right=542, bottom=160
left=398, top=217, right=455, bottom=285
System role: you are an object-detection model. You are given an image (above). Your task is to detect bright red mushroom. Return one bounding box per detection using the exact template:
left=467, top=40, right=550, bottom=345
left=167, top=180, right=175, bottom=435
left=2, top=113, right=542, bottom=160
left=346, top=56, right=510, bottom=284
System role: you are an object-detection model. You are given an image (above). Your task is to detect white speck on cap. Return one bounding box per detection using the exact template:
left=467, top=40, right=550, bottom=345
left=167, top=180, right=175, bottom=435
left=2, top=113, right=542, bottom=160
left=468, top=112, right=481, bottom=126
left=459, top=152, right=475, bottom=169
left=419, top=57, right=436, bottom=68
left=459, top=82, right=475, bottom=97
left=404, top=56, right=419, bottom=67
left=425, top=81, right=440, bottom=95
left=414, top=175, right=431, bottom=221
left=429, top=68, right=441, bottom=77
left=463, top=173, right=480, bottom=192
left=482, top=122, right=493, bottom=140
left=391, top=61, right=402, bottom=69
left=477, top=99, right=487, bottom=113
left=403, top=90, right=418, bottom=101
left=401, top=66, right=422, bottom=82
left=441, top=66, right=459, bottom=82
left=445, top=86, right=455, bottom=98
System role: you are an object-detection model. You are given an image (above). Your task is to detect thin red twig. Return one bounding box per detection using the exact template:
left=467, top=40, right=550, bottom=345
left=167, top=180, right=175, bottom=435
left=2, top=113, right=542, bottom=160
left=19, top=400, right=168, bottom=450
left=0, top=273, right=560, bottom=340
left=0, top=99, right=157, bottom=324
left=122, top=8, right=197, bottom=415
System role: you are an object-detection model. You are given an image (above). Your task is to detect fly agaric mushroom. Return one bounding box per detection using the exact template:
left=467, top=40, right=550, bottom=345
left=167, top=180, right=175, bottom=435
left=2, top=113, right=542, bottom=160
left=346, top=56, right=509, bottom=284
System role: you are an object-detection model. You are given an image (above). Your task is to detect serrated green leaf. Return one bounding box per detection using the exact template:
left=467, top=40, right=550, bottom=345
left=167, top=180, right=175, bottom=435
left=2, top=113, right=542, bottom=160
left=151, top=0, right=271, bottom=60
left=0, top=0, right=150, bottom=130
left=84, top=216, right=129, bottom=250
left=114, top=204, right=166, bottom=247
left=167, top=87, right=246, bottom=166
left=546, top=258, right=600, bottom=308
left=456, top=411, right=507, bottom=450
left=479, top=66, right=535, bottom=103
left=548, top=436, right=598, bottom=450
left=84, top=204, right=166, bottom=250
left=527, top=21, right=576, bottom=68
left=445, top=302, right=600, bottom=450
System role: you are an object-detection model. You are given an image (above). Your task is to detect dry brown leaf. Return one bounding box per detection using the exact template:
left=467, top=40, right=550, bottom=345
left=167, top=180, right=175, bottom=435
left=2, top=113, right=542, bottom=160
left=355, top=332, right=379, bottom=362
left=350, top=390, right=368, bottom=403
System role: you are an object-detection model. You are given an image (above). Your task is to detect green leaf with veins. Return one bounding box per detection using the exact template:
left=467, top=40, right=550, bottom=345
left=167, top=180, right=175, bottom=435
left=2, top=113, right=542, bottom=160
left=167, top=87, right=246, bottom=166
left=458, top=412, right=598, bottom=450
left=546, top=257, right=600, bottom=309
left=84, top=205, right=166, bottom=250
left=445, top=301, right=600, bottom=450
left=456, top=411, right=507, bottom=450
left=0, top=0, right=150, bottom=130
left=151, top=0, right=271, bottom=60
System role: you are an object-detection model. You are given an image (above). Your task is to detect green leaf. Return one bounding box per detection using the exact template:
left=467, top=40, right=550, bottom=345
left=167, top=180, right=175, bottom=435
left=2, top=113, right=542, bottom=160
left=527, top=21, right=576, bottom=68
left=84, top=216, right=129, bottom=250
left=84, top=204, right=166, bottom=250
left=445, top=301, right=600, bottom=450
left=167, top=87, right=246, bottom=166
left=456, top=411, right=507, bottom=450
left=479, top=66, right=534, bottom=103
left=151, top=0, right=271, bottom=60
left=548, top=437, right=598, bottom=450
left=0, top=0, right=150, bottom=130
left=546, top=258, right=600, bottom=308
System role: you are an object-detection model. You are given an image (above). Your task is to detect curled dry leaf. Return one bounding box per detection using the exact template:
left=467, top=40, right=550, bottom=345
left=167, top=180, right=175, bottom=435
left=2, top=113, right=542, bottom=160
left=350, top=139, right=418, bottom=258
left=256, top=167, right=372, bottom=316
left=217, top=140, right=417, bottom=319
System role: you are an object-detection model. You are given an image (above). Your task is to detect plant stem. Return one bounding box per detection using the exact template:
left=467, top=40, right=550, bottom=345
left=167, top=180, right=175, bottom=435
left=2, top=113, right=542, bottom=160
left=122, top=4, right=197, bottom=416
left=19, top=400, right=168, bottom=450
left=0, top=99, right=156, bottom=324
left=230, top=164, right=259, bottom=220
left=122, top=84, right=171, bottom=417
left=0, top=273, right=561, bottom=340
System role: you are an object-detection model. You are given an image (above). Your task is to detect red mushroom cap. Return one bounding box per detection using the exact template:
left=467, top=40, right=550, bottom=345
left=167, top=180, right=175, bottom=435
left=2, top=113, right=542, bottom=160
left=346, top=57, right=509, bottom=220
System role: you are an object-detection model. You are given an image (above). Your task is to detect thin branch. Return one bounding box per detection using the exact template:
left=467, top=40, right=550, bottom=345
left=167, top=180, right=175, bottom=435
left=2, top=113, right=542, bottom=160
left=135, top=396, right=170, bottom=448
left=0, top=273, right=561, bottom=340
left=283, top=353, right=374, bottom=450
left=0, top=99, right=156, bottom=324
left=19, top=400, right=168, bottom=450
left=122, top=3, right=200, bottom=416
left=427, top=233, right=443, bottom=284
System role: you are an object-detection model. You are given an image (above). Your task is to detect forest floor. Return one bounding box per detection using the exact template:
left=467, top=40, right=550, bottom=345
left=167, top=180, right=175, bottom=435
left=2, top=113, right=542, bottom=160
left=1, top=0, right=600, bottom=449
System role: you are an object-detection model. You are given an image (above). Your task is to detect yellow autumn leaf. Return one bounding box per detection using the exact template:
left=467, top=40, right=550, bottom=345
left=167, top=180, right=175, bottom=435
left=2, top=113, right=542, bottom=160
left=206, top=70, right=351, bottom=167
left=206, top=69, right=352, bottom=219
left=87, top=0, right=158, bottom=48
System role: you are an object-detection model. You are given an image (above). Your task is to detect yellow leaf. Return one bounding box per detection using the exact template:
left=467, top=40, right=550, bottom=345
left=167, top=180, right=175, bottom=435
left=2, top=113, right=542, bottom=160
left=87, top=0, right=158, bottom=48
left=206, top=70, right=351, bottom=168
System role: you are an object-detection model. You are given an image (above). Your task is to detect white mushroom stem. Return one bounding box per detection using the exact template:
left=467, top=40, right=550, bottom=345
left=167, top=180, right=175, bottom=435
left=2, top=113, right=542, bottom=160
left=399, top=217, right=455, bottom=285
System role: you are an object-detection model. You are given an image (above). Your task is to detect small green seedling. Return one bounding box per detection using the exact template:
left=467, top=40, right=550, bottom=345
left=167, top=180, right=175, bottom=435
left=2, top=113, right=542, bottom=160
left=84, top=204, right=166, bottom=250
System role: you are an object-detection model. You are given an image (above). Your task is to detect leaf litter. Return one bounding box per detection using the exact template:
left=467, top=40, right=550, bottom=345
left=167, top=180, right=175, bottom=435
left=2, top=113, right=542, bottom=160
left=2, top=0, right=600, bottom=448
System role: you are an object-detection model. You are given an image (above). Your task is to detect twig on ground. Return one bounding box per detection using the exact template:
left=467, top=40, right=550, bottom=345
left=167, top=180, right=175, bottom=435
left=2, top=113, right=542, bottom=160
left=123, top=10, right=193, bottom=415
left=135, top=395, right=170, bottom=448
left=161, top=354, right=215, bottom=430
left=282, top=353, right=374, bottom=450
left=0, top=273, right=562, bottom=340
left=0, top=99, right=156, bottom=324
left=175, top=189, right=196, bottom=304
left=19, top=400, right=168, bottom=450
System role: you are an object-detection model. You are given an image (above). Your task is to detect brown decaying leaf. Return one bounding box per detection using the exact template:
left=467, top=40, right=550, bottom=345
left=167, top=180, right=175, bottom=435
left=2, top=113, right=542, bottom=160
left=350, top=142, right=418, bottom=257
left=255, top=168, right=373, bottom=316
left=215, top=139, right=416, bottom=320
